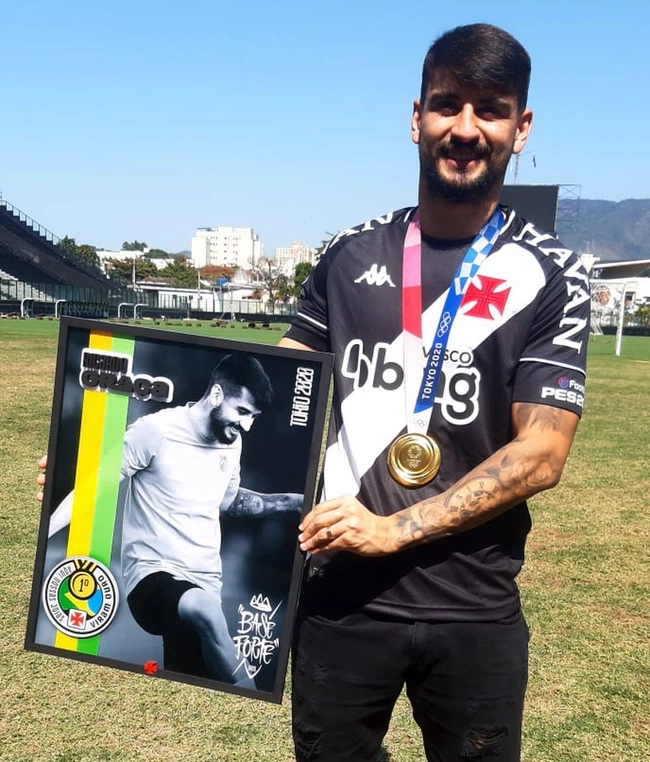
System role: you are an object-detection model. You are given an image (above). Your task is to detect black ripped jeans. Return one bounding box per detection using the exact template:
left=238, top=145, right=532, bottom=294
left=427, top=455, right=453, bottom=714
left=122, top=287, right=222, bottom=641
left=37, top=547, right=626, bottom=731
left=291, top=609, right=529, bottom=762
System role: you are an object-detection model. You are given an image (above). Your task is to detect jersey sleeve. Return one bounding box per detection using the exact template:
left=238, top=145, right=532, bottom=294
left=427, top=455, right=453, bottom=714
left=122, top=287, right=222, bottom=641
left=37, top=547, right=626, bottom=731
left=512, top=255, right=590, bottom=417
left=121, top=414, right=164, bottom=477
left=284, top=248, right=332, bottom=351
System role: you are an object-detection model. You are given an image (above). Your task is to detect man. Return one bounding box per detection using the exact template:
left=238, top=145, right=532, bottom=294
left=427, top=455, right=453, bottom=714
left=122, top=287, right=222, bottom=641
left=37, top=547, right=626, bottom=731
left=279, top=23, right=589, bottom=762
left=47, top=353, right=302, bottom=687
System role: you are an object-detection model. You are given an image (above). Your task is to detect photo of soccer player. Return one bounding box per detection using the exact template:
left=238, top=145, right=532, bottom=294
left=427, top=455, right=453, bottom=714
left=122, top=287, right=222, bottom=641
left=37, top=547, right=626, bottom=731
left=26, top=318, right=332, bottom=702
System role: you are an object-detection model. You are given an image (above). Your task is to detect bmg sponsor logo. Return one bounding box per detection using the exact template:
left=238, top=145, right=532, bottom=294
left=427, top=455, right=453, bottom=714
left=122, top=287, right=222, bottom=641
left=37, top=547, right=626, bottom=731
left=540, top=377, right=585, bottom=407
left=340, top=340, right=480, bottom=425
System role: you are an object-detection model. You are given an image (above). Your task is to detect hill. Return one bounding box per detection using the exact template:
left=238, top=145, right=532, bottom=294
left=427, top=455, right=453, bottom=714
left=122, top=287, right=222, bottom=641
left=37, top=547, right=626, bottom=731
left=556, top=198, right=650, bottom=261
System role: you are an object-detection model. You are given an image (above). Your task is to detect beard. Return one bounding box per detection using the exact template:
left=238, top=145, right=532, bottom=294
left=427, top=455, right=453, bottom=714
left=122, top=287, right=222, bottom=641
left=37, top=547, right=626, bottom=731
left=209, top=407, right=241, bottom=444
left=419, top=136, right=510, bottom=204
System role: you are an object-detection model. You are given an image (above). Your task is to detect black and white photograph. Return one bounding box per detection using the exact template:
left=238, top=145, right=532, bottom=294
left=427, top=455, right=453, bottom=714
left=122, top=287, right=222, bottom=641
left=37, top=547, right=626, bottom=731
left=25, top=317, right=332, bottom=703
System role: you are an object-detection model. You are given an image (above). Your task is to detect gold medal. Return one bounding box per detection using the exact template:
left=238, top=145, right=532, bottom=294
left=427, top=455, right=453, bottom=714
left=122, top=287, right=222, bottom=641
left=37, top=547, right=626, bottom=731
left=387, top=433, right=441, bottom=487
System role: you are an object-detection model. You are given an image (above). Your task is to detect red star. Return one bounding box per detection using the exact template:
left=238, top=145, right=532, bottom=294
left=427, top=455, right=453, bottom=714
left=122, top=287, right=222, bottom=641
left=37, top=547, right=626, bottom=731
left=143, top=660, right=158, bottom=675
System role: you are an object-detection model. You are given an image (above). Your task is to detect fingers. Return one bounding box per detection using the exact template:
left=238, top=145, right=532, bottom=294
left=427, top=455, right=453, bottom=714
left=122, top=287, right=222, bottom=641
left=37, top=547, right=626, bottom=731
left=298, top=502, right=344, bottom=553
left=298, top=496, right=392, bottom=556
left=36, top=454, right=47, bottom=502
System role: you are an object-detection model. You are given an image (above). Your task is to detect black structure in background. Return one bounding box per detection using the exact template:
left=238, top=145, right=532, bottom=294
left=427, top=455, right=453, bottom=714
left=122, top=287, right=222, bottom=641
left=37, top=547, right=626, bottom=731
left=500, top=185, right=559, bottom=233
left=0, top=200, right=110, bottom=289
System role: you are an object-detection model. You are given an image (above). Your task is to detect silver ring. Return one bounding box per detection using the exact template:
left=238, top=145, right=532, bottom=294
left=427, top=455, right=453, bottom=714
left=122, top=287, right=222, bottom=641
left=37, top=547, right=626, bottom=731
left=325, top=526, right=333, bottom=541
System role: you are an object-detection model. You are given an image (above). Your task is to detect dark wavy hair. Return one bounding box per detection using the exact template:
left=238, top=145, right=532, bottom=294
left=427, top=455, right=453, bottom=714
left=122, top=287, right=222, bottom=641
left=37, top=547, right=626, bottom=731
left=204, top=354, right=273, bottom=410
left=420, top=24, right=531, bottom=112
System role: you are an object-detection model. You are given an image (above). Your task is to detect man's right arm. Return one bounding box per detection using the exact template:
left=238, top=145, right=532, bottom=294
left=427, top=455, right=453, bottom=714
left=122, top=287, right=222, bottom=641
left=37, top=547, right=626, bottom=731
left=36, top=456, right=72, bottom=538
left=277, top=337, right=315, bottom=352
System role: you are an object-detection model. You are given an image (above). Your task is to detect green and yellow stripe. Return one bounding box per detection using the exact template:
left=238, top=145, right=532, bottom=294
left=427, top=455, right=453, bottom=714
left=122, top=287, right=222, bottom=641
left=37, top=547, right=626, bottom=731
left=55, top=330, right=134, bottom=655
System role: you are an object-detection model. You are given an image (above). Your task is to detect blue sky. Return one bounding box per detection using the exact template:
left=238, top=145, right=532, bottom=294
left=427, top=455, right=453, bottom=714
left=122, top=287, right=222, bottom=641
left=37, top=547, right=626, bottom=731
left=2, top=0, right=648, bottom=254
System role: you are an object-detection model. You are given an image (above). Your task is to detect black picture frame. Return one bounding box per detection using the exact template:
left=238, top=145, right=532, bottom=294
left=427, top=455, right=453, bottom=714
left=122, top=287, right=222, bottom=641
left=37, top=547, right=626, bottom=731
left=25, top=317, right=333, bottom=703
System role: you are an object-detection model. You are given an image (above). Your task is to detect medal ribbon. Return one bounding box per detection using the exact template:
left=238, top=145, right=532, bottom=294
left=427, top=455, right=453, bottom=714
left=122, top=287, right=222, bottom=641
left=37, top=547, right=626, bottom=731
left=402, top=207, right=505, bottom=432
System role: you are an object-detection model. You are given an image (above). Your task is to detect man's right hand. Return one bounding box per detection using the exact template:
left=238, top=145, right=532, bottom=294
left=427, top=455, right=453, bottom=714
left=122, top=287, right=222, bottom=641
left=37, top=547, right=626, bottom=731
left=36, top=455, right=47, bottom=502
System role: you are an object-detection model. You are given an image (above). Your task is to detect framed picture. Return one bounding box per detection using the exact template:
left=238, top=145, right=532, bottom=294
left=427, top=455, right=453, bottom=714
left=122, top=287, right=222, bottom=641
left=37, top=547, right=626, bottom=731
left=25, top=317, right=333, bottom=703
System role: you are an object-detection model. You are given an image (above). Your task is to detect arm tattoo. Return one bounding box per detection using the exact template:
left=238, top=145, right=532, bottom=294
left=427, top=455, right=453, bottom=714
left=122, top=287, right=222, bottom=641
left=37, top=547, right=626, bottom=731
left=391, top=403, right=578, bottom=549
left=512, top=402, right=572, bottom=434
left=224, top=489, right=302, bottom=518
left=226, top=490, right=264, bottom=517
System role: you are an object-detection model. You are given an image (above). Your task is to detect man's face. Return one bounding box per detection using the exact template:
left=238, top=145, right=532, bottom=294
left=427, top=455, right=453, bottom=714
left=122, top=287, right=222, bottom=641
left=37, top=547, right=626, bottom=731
left=411, top=69, right=532, bottom=203
left=209, top=386, right=262, bottom=444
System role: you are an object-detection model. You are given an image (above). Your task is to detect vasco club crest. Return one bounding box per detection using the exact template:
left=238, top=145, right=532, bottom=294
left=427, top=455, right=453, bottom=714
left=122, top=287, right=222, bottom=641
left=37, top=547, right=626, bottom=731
left=42, top=557, right=119, bottom=638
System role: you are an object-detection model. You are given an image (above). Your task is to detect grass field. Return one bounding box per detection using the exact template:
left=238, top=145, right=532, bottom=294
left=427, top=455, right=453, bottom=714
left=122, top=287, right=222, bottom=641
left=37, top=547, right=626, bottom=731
left=1, top=318, right=648, bottom=761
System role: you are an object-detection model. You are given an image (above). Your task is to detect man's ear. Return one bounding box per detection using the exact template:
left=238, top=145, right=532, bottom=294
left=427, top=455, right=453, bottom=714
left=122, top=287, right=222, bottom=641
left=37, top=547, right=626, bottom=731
left=513, top=108, right=533, bottom=155
left=209, top=384, right=223, bottom=405
left=411, top=99, right=422, bottom=145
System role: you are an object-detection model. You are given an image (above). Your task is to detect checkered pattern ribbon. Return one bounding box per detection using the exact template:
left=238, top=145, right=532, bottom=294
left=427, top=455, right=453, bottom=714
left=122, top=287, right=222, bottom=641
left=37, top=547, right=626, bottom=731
left=402, top=206, right=505, bottom=420
left=453, top=216, right=504, bottom=296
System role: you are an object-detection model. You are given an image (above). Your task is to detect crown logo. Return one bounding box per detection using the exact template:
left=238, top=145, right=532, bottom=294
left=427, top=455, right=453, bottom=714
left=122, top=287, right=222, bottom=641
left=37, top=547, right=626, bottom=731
left=249, top=594, right=272, bottom=612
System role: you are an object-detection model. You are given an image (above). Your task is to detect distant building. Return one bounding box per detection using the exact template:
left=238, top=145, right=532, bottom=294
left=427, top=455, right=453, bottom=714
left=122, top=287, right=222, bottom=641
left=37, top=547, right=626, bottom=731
left=274, top=241, right=316, bottom=274
left=191, top=226, right=263, bottom=270
left=95, top=249, right=176, bottom=276
left=95, top=248, right=145, bottom=275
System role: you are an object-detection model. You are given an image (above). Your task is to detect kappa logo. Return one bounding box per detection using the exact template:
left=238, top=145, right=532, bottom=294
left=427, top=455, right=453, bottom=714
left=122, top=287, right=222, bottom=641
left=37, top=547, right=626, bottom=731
left=354, top=264, right=396, bottom=287
left=462, top=276, right=511, bottom=320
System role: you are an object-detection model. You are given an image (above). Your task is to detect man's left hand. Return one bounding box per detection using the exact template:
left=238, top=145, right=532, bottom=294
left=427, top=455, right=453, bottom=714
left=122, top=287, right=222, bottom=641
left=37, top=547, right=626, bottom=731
left=298, top=496, right=395, bottom=556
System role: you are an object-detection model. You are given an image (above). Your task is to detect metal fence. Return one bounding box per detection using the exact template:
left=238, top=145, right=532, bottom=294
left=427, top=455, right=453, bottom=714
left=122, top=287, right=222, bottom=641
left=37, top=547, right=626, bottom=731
left=0, top=279, right=297, bottom=319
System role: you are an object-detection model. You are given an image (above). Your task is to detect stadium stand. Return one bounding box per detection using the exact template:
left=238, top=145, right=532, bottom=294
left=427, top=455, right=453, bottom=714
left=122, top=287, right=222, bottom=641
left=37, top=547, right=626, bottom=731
left=0, top=198, right=109, bottom=289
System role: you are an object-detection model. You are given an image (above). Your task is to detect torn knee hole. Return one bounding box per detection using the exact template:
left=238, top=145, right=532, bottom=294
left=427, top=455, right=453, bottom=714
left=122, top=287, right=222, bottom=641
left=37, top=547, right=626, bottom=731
left=461, top=725, right=508, bottom=759
left=293, top=722, right=322, bottom=760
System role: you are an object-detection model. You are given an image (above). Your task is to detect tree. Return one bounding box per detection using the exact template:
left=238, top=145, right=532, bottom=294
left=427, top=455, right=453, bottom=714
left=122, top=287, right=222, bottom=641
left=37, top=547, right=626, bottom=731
left=106, top=257, right=158, bottom=282
left=122, top=240, right=148, bottom=251
left=76, top=244, right=100, bottom=268
left=157, top=260, right=199, bottom=288
left=58, top=235, right=78, bottom=257
left=276, top=274, right=293, bottom=303
left=247, top=257, right=287, bottom=313
left=58, top=236, right=101, bottom=269
left=199, top=265, right=237, bottom=283
left=293, top=261, right=313, bottom=297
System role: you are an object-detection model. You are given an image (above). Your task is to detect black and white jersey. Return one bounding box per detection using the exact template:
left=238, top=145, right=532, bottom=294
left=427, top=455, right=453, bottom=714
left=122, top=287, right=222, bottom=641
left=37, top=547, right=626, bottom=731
left=286, top=206, right=589, bottom=622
